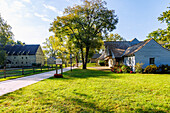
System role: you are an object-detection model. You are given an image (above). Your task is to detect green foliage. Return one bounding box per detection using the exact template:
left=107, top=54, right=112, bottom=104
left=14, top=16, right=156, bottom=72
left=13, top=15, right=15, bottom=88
left=49, top=0, right=118, bottom=69
left=99, top=60, right=105, bottom=66
left=111, top=64, right=123, bottom=73
left=147, top=7, right=170, bottom=49
left=121, top=65, right=131, bottom=73
left=0, top=69, right=169, bottom=112
left=144, top=64, right=158, bottom=73
left=135, top=63, right=143, bottom=73
left=0, top=15, right=13, bottom=65
left=105, top=33, right=125, bottom=41
left=0, top=50, right=6, bottom=65
left=158, top=64, right=170, bottom=72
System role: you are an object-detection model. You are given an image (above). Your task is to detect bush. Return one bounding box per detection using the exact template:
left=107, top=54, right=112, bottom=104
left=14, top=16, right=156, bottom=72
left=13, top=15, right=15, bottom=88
left=144, top=64, right=158, bottom=73
left=121, top=65, right=131, bottom=73
left=135, top=63, right=143, bottom=73
left=111, top=64, right=131, bottom=73
left=159, top=64, right=170, bottom=72
left=99, top=60, right=105, bottom=66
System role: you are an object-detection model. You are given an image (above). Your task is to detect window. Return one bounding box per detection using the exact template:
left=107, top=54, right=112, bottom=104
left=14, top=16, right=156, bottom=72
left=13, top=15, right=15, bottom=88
left=16, top=62, right=17, bottom=64
left=14, top=57, right=16, bottom=59
left=150, top=58, right=155, bottom=64
left=129, top=58, right=132, bottom=65
left=21, top=62, right=23, bottom=64
left=22, top=57, right=23, bottom=59
left=26, top=62, right=27, bottom=64
left=26, top=57, right=27, bottom=59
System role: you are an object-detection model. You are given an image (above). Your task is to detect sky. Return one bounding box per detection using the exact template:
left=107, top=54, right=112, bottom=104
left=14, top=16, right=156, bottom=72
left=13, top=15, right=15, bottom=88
left=0, top=0, right=169, bottom=45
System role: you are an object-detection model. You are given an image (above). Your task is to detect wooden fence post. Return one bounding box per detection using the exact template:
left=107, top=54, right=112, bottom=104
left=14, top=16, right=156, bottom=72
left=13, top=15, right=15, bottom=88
left=33, top=67, right=35, bottom=73
left=22, top=67, right=24, bottom=75
left=4, top=66, right=6, bottom=78
left=61, top=64, right=63, bottom=75
left=56, top=65, right=58, bottom=74
left=41, top=66, right=42, bottom=72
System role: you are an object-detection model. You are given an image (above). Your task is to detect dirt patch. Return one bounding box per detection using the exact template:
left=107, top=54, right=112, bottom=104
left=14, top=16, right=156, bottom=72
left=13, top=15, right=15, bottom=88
left=88, top=66, right=111, bottom=71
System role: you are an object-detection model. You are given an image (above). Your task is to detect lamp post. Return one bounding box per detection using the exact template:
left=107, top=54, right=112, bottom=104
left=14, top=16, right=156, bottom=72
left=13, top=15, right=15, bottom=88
left=70, top=54, right=72, bottom=71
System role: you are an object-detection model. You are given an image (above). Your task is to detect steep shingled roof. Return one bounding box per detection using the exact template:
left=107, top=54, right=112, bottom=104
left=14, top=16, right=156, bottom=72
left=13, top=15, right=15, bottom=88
left=104, top=38, right=143, bottom=58
left=122, top=39, right=153, bottom=56
left=91, top=53, right=101, bottom=59
left=4, top=45, right=40, bottom=55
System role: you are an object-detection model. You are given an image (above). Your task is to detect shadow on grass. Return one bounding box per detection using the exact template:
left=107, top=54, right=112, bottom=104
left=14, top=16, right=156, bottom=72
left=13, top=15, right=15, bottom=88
left=59, top=94, right=110, bottom=112
left=49, top=69, right=122, bottom=80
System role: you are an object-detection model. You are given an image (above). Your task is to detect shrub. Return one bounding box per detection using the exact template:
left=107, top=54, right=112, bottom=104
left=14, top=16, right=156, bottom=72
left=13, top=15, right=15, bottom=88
left=159, top=64, right=170, bottom=72
left=135, top=63, right=143, bottom=73
left=144, top=64, right=158, bottom=73
left=111, top=64, right=121, bottom=73
left=121, top=65, right=131, bottom=73
left=99, top=60, right=105, bottom=66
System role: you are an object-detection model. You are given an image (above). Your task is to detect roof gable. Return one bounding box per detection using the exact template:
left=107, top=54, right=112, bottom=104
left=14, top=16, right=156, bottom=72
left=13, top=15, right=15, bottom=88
left=123, top=38, right=170, bottom=56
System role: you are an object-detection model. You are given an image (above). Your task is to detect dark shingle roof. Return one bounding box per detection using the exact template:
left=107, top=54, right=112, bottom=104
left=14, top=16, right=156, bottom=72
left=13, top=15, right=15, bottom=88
left=104, top=38, right=143, bottom=58
left=91, top=53, right=101, bottom=59
left=4, top=45, right=40, bottom=55
left=122, top=39, right=152, bottom=56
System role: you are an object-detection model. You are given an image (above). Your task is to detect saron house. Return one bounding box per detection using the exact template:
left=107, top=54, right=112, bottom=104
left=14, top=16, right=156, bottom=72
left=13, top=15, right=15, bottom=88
left=104, top=38, right=170, bottom=71
left=5, top=44, right=44, bottom=67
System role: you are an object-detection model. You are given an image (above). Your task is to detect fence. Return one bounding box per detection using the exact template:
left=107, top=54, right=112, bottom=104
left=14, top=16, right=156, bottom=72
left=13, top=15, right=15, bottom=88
left=0, top=65, right=58, bottom=78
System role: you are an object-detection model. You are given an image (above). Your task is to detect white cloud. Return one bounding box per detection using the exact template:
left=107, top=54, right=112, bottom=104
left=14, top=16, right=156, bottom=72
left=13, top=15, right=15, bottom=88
left=41, top=17, right=52, bottom=22
left=34, top=13, right=52, bottom=22
left=22, top=0, right=31, bottom=3
left=34, top=13, right=46, bottom=18
left=13, top=1, right=25, bottom=9
left=43, top=4, right=63, bottom=16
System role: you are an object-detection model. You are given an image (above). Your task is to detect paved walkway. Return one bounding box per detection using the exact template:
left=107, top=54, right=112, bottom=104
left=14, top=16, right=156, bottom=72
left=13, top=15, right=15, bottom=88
left=0, top=67, right=77, bottom=96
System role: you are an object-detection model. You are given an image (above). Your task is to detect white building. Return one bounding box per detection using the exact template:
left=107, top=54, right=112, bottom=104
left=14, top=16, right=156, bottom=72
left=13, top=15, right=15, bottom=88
left=104, top=38, right=170, bottom=71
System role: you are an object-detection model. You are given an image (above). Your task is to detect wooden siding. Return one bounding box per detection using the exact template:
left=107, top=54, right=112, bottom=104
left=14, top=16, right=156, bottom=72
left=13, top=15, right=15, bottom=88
left=134, top=39, right=170, bottom=68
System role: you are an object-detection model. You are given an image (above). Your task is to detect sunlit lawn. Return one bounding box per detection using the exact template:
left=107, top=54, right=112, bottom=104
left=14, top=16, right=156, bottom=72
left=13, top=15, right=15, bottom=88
left=0, top=69, right=169, bottom=112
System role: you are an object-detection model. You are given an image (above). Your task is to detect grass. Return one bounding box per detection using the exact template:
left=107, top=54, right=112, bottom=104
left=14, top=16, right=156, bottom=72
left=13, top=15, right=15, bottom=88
left=0, top=69, right=169, bottom=112
left=80, top=63, right=101, bottom=68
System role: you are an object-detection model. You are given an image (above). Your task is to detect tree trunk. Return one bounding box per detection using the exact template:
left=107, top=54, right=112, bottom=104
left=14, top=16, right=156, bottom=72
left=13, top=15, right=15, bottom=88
left=80, top=47, right=85, bottom=69
left=75, top=55, right=79, bottom=67
left=83, top=47, right=90, bottom=69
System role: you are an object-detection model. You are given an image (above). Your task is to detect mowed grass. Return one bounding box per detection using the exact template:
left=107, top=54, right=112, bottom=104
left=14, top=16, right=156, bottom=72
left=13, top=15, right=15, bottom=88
left=0, top=69, right=169, bottom=112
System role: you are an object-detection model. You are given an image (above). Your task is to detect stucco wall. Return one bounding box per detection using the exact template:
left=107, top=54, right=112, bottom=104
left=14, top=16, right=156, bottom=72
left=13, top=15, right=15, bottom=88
left=36, top=46, right=44, bottom=65
left=7, top=55, right=36, bottom=67
left=135, top=39, right=170, bottom=68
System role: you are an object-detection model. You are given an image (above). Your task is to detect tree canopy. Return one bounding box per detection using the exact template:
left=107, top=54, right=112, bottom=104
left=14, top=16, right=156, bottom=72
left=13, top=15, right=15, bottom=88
left=105, top=33, right=125, bottom=41
left=50, top=0, right=118, bottom=69
left=0, top=15, right=13, bottom=65
left=147, top=6, right=170, bottom=49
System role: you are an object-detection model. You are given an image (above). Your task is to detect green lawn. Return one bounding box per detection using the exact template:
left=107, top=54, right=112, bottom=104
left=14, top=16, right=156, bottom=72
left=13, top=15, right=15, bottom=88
left=0, top=69, right=169, bottom=112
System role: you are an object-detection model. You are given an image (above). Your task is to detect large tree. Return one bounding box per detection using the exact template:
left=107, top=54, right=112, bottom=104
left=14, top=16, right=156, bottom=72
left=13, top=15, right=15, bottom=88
left=147, top=6, right=170, bottom=49
left=105, top=33, right=125, bottom=41
left=0, top=15, right=13, bottom=65
left=50, top=0, right=118, bottom=69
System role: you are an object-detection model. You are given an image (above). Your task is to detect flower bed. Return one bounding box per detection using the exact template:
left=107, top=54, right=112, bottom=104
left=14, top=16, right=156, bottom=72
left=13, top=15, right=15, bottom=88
left=54, top=74, right=63, bottom=78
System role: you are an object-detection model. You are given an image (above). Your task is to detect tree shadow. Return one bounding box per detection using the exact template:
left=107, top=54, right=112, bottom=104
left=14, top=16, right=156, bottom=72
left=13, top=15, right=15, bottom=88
left=48, top=69, right=122, bottom=80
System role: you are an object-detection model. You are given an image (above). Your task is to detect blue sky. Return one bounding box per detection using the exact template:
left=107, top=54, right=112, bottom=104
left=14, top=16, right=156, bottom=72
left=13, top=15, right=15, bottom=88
left=0, top=0, right=169, bottom=45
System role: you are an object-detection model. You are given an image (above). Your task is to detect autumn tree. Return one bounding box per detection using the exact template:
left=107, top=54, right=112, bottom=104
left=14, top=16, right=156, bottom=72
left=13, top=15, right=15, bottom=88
left=147, top=6, right=170, bottom=49
left=105, top=33, right=125, bottom=41
left=0, top=15, right=13, bottom=65
left=50, top=0, right=118, bottom=69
